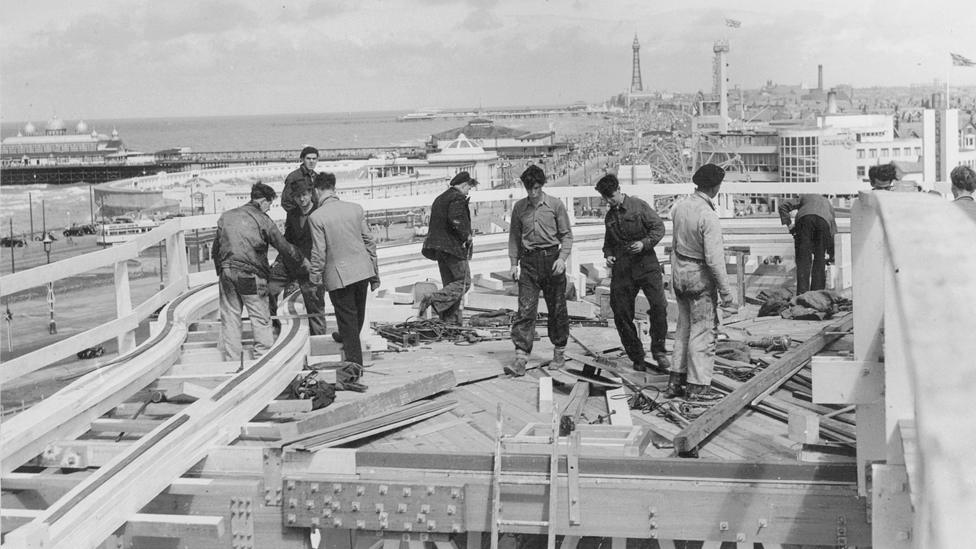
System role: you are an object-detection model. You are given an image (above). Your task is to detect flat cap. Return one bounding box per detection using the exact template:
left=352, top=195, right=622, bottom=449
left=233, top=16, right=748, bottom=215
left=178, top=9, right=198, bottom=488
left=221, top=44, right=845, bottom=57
left=450, top=171, right=478, bottom=186
left=692, top=164, right=725, bottom=188
left=520, top=165, right=547, bottom=187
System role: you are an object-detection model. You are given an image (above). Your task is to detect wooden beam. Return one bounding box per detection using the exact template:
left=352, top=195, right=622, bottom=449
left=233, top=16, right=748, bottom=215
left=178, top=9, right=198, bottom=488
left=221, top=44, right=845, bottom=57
left=285, top=370, right=457, bottom=438
left=673, top=314, right=853, bottom=454
left=1, top=509, right=225, bottom=540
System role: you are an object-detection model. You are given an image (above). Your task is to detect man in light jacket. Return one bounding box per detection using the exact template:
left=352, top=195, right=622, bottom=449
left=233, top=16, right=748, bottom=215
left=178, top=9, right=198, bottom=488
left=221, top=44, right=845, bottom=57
left=212, top=182, right=306, bottom=361
left=307, top=172, right=380, bottom=370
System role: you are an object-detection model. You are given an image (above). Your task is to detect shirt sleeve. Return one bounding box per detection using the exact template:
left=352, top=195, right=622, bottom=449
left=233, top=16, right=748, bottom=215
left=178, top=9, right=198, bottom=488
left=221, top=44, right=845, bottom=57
left=640, top=202, right=666, bottom=251
left=281, top=176, right=297, bottom=213
left=777, top=197, right=801, bottom=226
left=308, top=217, right=326, bottom=286
left=554, top=199, right=574, bottom=261
left=602, top=212, right=615, bottom=258
left=508, top=202, right=522, bottom=265
left=700, top=212, right=732, bottom=298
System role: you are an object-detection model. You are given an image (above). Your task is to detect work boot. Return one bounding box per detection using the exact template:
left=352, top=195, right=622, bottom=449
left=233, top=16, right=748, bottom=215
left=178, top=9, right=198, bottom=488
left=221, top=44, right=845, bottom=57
left=632, top=359, right=647, bottom=372
left=663, top=372, right=686, bottom=399
left=550, top=346, right=566, bottom=370
left=684, top=383, right=722, bottom=402
left=504, top=350, right=528, bottom=377
left=652, top=353, right=671, bottom=371
left=331, top=331, right=343, bottom=343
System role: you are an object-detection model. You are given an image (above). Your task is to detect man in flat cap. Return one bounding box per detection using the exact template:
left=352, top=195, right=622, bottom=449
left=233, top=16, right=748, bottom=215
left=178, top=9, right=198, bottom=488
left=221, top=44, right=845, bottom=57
left=595, top=173, right=670, bottom=373
left=504, top=165, right=574, bottom=376
left=665, top=164, right=736, bottom=402
left=420, top=171, right=479, bottom=323
left=267, top=179, right=327, bottom=336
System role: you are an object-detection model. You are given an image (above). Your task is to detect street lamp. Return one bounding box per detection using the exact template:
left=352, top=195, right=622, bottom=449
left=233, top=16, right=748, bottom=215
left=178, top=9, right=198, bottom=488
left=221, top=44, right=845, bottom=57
left=42, top=232, right=57, bottom=335
left=368, top=168, right=376, bottom=199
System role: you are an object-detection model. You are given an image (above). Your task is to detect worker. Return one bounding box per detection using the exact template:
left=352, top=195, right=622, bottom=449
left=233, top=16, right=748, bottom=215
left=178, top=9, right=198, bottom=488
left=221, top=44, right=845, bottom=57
left=665, top=164, right=736, bottom=401
left=594, top=173, right=670, bottom=372
left=267, top=180, right=327, bottom=336
left=950, top=165, right=976, bottom=222
left=777, top=194, right=837, bottom=295
left=504, top=165, right=574, bottom=377
left=281, top=146, right=318, bottom=214
left=420, top=171, right=479, bottom=324
left=307, top=172, right=380, bottom=375
left=868, top=163, right=897, bottom=191
left=212, top=182, right=307, bottom=361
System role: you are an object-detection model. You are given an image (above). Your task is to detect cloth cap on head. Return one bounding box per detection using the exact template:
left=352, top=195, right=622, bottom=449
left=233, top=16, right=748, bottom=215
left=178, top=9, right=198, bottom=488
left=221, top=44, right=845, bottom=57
left=450, top=171, right=478, bottom=186
left=300, top=146, right=319, bottom=160
left=291, top=180, right=312, bottom=195
left=692, top=164, right=725, bottom=188
left=520, top=165, right=547, bottom=187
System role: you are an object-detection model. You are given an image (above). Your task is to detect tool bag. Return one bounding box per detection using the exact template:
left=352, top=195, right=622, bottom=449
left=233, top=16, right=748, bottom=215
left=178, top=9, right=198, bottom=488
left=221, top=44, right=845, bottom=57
left=289, top=371, right=336, bottom=411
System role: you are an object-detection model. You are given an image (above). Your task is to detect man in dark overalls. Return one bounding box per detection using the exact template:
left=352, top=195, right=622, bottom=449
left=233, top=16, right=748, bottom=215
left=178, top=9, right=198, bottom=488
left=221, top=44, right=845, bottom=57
left=596, top=174, right=670, bottom=372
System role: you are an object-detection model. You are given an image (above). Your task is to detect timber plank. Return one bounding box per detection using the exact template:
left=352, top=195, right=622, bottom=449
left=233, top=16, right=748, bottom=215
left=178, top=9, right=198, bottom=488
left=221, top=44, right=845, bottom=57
left=287, top=370, right=457, bottom=437
left=674, top=314, right=853, bottom=454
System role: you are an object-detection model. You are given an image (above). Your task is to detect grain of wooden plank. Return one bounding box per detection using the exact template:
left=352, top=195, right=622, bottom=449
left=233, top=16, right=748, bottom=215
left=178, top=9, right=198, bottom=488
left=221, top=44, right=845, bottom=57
left=674, top=315, right=853, bottom=454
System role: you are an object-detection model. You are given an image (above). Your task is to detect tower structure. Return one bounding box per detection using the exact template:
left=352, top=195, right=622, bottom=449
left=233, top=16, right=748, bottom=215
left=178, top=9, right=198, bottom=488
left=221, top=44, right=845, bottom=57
left=712, top=40, right=730, bottom=132
left=630, top=35, right=643, bottom=93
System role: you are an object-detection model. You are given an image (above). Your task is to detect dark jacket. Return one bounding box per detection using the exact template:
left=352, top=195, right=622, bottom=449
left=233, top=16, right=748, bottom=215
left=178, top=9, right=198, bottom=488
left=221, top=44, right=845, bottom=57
left=602, top=194, right=665, bottom=280
left=280, top=202, right=318, bottom=275
left=281, top=165, right=316, bottom=213
left=212, top=202, right=304, bottom=280
left=422, top=187, right=472, bottom=261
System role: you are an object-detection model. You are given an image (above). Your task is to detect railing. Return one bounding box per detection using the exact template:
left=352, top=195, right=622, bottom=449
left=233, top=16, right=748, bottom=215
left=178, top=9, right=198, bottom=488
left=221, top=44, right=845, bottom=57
left=0, top=181, right=860, bottom=384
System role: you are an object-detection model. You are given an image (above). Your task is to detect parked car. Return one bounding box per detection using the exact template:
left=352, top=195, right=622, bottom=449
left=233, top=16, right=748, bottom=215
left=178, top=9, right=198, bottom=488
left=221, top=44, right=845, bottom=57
left=63, top=224, right=96, bottom=237
left=0, top=236, right=27, bottom=248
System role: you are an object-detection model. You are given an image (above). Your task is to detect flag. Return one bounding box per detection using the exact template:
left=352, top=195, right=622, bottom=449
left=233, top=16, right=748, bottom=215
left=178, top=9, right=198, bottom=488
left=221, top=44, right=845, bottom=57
left=951, top=52, right=976, bottom=67
left=725, top=18, right=741, bottom=28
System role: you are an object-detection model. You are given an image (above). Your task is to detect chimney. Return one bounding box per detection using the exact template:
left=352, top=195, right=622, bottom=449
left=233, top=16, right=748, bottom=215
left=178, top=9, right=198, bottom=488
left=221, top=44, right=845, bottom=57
left=818, top=65, right=823, bottom=91
left=827, top=89, right=838, bottom=114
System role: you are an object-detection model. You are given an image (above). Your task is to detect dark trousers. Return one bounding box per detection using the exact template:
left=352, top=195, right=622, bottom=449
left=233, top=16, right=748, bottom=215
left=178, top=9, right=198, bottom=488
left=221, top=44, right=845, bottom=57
left=511, top=249, right=569, bottom=353
left=328, top=279, right=369, bottom=365
left=793, top=215, right=833, bottom=295
left=267, top=258, right=327, bottom=336
left=431, top=254, right=471, bottom=323
left=610, top=268, right=668, bottom=363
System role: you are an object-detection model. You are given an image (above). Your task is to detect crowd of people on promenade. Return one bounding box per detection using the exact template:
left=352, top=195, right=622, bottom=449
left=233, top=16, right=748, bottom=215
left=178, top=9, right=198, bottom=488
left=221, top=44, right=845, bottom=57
left=211, top=143, right=976, bottom=406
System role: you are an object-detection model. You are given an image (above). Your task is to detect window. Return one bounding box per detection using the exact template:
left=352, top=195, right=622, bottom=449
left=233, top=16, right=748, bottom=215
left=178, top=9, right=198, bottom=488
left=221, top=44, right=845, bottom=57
left=857, top=149, right=865, bottom=159
left=857, top=166, right=865, bottom=177
left=869, top=149, right=877, bottom=158
left=881, top=148, right=889, bottom=158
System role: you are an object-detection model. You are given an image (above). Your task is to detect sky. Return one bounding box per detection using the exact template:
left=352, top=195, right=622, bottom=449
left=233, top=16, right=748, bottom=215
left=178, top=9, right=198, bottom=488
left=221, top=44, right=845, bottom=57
left=2, top=0, right=975, bottom=121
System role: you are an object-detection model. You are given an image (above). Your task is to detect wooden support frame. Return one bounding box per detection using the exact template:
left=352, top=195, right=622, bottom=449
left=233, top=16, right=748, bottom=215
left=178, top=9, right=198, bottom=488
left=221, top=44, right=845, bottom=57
left=4, top=293, right=308, bottom=549
left=0, top=284, right=218, bottom=475
left=673, top=314, right=853, bottom=454
left=2, top=509, right=225, bottom=540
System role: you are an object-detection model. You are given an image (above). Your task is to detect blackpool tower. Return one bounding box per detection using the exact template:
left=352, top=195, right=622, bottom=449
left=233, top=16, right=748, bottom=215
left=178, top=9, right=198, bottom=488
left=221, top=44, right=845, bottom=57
left=630, top=35, right=643, bottom=93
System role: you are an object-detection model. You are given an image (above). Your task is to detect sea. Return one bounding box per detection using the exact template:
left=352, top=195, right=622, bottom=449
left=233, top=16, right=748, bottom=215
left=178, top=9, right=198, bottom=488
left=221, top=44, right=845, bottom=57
left=0, top=110, right=611, bottom=235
